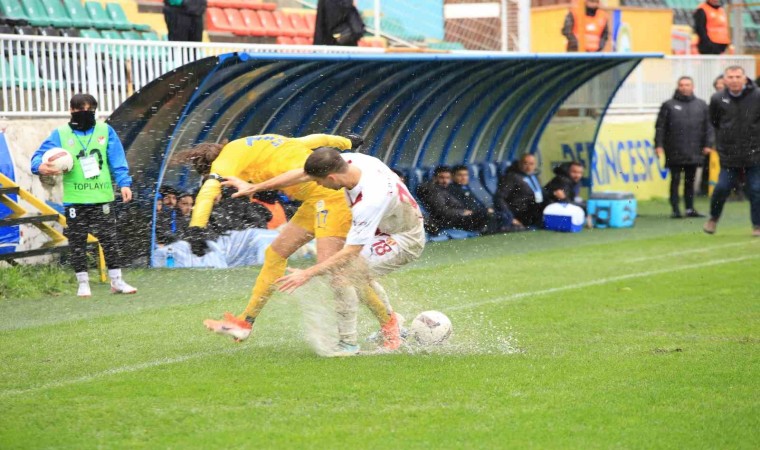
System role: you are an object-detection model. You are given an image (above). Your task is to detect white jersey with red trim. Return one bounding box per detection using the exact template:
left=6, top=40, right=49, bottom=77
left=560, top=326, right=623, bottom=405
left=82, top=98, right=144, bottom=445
left=342, top=153, right=423, bottom=246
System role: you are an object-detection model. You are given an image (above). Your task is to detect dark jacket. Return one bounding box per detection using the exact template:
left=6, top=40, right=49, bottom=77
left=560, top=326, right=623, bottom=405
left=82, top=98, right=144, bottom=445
left=163, top=0, right=206, bottom=16
left=655, top=90, right=713, bottom=166
left=448, top=183, right=488, bottom=213
left=208, top=196, right=272, bottom=235
left=693, top=3, right=729, bottom=55
left=709, top=79, right=760, bottom=168
left=416, top=181, right=486, bottom=232
left=156, top=207, right=190, bottom=245
left=544, top=163, right=581, bottom=204
left=495, top=164, right=544, bottom=227
left=314, top=0, right=365, bottom=46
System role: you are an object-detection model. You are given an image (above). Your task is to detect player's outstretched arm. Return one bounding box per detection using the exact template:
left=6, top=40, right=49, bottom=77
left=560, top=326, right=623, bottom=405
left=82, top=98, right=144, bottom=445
left=223, top=169, right=311, bottom=198
left=276, top=245, right=363, bottom=293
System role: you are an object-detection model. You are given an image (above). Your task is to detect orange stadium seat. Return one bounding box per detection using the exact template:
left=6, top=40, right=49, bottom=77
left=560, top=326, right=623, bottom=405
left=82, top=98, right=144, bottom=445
left=293, top=36, right=312, bottom=45
left=304, top=13, right=316, bottom=33
left=207, top=0, right=245, bottom=8
left=288, top=13, right=312, bottom=38
left=276, top=36, right=295, bottom=45
left=206, top=7, right=236, bottom=34
left=272, top=11, right=299, bottom=37
left=256, top=10, right=282, bottom=37
left=240, top=9, right=267, bottom=36
left=223, top=8, right=252, bottom=35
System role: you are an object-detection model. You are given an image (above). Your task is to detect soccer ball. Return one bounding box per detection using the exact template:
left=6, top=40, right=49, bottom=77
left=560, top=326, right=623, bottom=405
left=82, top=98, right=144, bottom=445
left=42, top=148, right=73, bottom=173
left=410, top=311, right=452, bottom=345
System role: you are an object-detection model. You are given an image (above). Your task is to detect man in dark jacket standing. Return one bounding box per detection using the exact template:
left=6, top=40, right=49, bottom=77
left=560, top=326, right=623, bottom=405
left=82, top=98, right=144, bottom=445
left=494, top=154, right=544, bottom=228
left=163, top=0, right=206, bottom=42
left=704, top=66, right=760, bottom=237
left=655, top=76, right=712, bottom=218
left=314, top=0, right=365, bottom=46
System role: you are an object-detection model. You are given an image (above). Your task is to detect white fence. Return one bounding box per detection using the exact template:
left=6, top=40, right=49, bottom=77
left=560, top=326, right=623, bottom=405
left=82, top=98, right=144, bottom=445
left=0, top=34, right=756, bottom=118
left=0, top=34, right=383, bottom=117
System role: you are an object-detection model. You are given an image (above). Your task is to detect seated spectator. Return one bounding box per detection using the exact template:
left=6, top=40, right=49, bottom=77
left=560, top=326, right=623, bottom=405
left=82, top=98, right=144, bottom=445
left=495, top=154, right=544, bottom=228
left=449, top=165, right=514, bottom=233
left=416, top=165, right=489, bottom=233
left=252, top=191, right=288, bottom=230
left=158, top=185, right=179, bottom=212
left=155, top=191, right=194, bottom=245
left=544, top=161, right=586, bottom=209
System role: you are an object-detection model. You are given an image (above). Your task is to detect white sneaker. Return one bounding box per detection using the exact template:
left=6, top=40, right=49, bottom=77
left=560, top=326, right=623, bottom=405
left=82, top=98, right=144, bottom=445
left=77, top=282, right=91, bottom=297
left=111, top=279, right=137, bottom=294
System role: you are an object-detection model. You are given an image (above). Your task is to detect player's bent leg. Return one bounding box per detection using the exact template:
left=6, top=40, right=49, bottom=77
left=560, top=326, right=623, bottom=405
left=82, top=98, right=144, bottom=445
left=204, top=222, right=314, bottom=342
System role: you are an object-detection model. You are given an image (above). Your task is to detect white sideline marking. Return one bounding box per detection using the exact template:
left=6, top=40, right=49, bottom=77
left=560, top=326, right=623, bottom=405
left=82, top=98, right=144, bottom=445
left=0, top=346, right=247, bottom=400
left=448, top=255, right=760, bottom=312
left=626, top=241, right=756, bottom=263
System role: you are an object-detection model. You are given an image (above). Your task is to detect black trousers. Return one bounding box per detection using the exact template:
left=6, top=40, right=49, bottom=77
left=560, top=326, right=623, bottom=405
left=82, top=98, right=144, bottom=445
left=64, top=203, right=123, bottom=273
left=669, top=164, right=698, bottom=212
left=164, top=11, right=204, bottom=42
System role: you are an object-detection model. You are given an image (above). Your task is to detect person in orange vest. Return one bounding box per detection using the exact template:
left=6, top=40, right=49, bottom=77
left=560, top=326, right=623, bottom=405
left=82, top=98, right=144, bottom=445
left=561, top=0, right=609, bottom=52
left=693, top=0, right=730, bottom=54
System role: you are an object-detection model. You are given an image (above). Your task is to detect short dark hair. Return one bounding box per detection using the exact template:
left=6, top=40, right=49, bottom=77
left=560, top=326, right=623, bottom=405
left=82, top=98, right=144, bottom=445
left=304, top=147, right=349, bottom=178
left=569, top=161, right=585, bottom=169
left=713, top=75, right=724, bottom=89
left=177, top=192, right=193, bottom=201
left=432, top=165, right=451, bottom=177
left=724, top=65, right=745, bottom=75
left=451, top=164, right=468, bottom=174
left=70, top=93, right=98, bottom=110
left=677, top=76, right=693, bottom=83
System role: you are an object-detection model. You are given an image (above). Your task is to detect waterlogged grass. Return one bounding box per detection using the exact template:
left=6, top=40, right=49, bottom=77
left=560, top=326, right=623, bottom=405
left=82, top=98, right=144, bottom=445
left=0, top=199, right=757, bottom=449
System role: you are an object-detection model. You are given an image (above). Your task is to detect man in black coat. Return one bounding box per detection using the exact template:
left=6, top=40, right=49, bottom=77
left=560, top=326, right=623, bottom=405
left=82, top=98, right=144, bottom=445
left=495, top=154, right=544, bottom=228
left=655, top=76, right=713, bottom=218
left=163, top=0, right=206, bottom=42
left=545, top=161, right=585, bottom=207
left=314, top=0, right=365, bottom=46
left=449, top=165, right=509, bottom=233
left=704, top=66, right=760, bottom=237
left=416, top=166, right=488, bottom=232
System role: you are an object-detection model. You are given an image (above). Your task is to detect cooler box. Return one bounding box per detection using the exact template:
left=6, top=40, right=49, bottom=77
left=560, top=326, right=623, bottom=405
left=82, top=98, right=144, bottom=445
left=587, top=192, right=637, bottom=228
left=543, top=203, right=585, bottom=233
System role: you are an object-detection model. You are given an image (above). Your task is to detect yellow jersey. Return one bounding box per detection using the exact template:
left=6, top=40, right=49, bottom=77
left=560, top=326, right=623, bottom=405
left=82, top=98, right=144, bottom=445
left=190, top=134, right=351, bottom=227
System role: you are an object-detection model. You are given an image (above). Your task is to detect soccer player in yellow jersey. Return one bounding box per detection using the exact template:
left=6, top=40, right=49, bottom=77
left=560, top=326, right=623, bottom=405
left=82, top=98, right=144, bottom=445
left=174, top=134, right=402, bottom=351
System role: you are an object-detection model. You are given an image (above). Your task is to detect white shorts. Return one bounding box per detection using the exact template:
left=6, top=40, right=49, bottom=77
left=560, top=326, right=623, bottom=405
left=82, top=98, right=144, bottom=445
left=360, top=223, right=425, bottom=276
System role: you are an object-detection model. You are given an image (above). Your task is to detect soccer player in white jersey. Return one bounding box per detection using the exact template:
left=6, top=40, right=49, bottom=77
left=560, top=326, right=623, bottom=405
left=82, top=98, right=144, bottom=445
left=273, top=147, right=426, bottom=355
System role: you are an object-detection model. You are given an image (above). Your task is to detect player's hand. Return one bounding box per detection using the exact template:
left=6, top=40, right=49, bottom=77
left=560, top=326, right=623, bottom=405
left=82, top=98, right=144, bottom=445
left=221, top=176, right=258, bottom=198
left=344, top=133, right=364, bottom=150
left=38, top=162, right=62, bottom=176
left=121, top=187, right=132, bottom=203
left=554, top=189, right=566, bottom=201
left=276, top=267, right=313, bottom=294
left=463, top=210, right=473, bottom=216
left=655, top=147, right=664, bottom=157
left=702, top=147, right=712, bottom=155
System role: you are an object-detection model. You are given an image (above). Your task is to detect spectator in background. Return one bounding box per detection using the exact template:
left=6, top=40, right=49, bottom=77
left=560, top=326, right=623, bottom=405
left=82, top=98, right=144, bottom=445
left=158, top=185, right=178, bottom=212
left=561, top=0, right=608, bottom=52
left=448, top=165, right=509, bottom=232
left=655, top=76, right=712, bottom=218
left=704, top=66, right=760, bottom=237
left=314, top=0, right=365, bottom=46
left=163, top=0, right=206, bottom=42
left=545, top=161, right=585, bottom=208
left=693, top=0, right=730, bottom=55
left=714, top=75, right=725, bottom=92
left=156, top=192, right=193, bottom=245
left=416, top=166, right=488, bottom=233
left=495, top=154, right=544, bottom=228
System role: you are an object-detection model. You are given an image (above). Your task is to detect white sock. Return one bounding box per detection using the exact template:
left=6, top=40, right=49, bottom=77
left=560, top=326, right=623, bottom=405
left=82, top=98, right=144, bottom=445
left=76, top=272, right=89, bottom=284
left=108, top=268, right=122, bottom=281
left=333, top=285, right=359, bottom=345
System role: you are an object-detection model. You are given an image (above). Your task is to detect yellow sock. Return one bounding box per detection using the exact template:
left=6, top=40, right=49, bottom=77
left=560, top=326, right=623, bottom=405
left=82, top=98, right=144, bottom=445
left=239, top=247, right=288, bottom=322
left=360, top=282, right=392, bottom=325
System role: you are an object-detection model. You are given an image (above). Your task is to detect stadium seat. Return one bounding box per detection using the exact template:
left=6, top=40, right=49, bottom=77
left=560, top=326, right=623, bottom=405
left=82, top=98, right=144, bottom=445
left=40, top=0, right=73, bottom=28
left=141, top=31, right=159, bottom=40
left=84, top=1, right=116, bottom=30
left=11, top=54, right=62, bottom=89
left=466, top=165, right=493, bottom=207
left=276, top=36, right=295, bottom=45
left=20, top=0, right=53, bottom=27
left=60, top=27, right=80, bottom=37
left=207, top=0, right=244, bottom=8
left=271, top=11, right=299, bottom=37
left=206, top=7, right=236, bottom=34
left=62, top=0, right=93, bottom=28
left=120, top=30, right=142, bottom=41
left=0, top=24, right=12, bottom=34
left=38, top=25, right=60, bottom=36
left=479, top=162, right=499, bottom=196
left=293, top=36, right=311, bottom=45
left=239, top=9, right=268, bottom=37
left=100, top=29, right=123, bottom=40
left=222, top=8, right=253, bottom=36
left=257, top=10, right=284, bottom=37
left=0, top=0, right=28, bottom=24
left=14, top=25, right=39, bottom=36
left=79, top=28, right=102, bottom=39
left=304, top=13, right=316, bottom=33
left=288, top=13, right=312, bottom=38
left=105, top=3, right=151, bottom=32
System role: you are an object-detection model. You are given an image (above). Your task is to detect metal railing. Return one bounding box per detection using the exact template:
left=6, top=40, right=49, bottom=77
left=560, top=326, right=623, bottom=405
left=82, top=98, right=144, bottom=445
left=0, top=34, right=383, bottom=117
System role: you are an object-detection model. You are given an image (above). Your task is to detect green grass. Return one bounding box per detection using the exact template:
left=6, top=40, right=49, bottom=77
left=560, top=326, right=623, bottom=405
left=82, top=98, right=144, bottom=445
left=1, top=199, right=758, bottom=449
left=0, top=263, right=74, bottom=300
